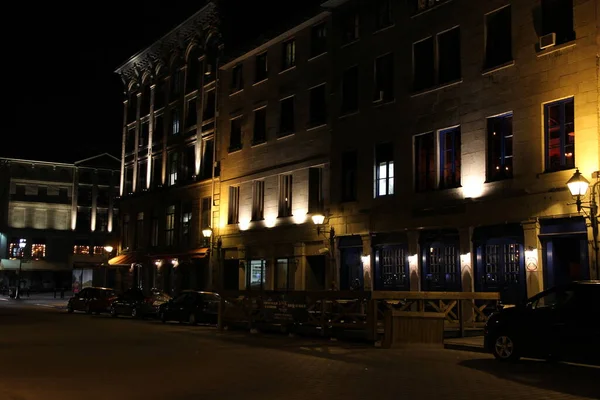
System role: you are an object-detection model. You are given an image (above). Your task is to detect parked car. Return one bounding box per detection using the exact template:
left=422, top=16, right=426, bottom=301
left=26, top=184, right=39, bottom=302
left=67, top=287, right=117, bottom=314
left=159, top=290, right=220, bottom=325
left=110, top=288, right=171, bottom=318
left=484, top=280, right=600, bottom=363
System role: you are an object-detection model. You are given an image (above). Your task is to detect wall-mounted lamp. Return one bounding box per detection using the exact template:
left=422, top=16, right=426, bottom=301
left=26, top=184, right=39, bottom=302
left=104, top=245, right=113, bottom=254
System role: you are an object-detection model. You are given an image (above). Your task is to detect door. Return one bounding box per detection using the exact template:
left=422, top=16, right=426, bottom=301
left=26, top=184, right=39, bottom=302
left=306, top=256, right=326, bottom=290
left=223, top=260, right=240, bottom=290
left=73, top=288, right=88, bottom=311
left=340, top=247, right=363, bottom=290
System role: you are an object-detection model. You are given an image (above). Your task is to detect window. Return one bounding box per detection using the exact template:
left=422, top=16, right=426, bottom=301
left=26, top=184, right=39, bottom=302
left=127, top=94, right=137, bottom=123
left=228, top=186, right=240, bottom=225
left=544, top=97, right=575, bottom=171
left=203, top=90, right=216, bottom=121
left=201, top=197, right=211, bottom=229
left=138, top=161, right=147, bottom=190
left=414, top=132, right=435, bottom=192
left=73, top=245, right=90, bottom=255
left=309, top=84, right=327, bottom=127
left=485, top=5, right=512, bottom=69
left=229, top=117, right=243, bottom=152
left=140, top=121, right=149, bottom=148
left=532, top=288, right=574, bottom=309
left=342, top=12, right=359, bottom=44
left=151, top=211, right=159, bottom=247
left=155, top=80, right=166, bottom=109
left=341, top=66, right=359, bottom=114
left=376, top=0, right=393, bottom=30
left=413, top=37, right=435, bottom=91
left=171, top=108, right=180, bottom=135
left=136, top=212, right=144, bottom=249
left=374, top=53, right=394, bottom=102
left=77, top=208, right=91, bottom=231
left=308, top=168, right=323, bottom=213
left=252, top=180, right=265, bottom=221
left=541, top=0, right=574, bottom=45
left=200, top=138, right=214, bottom=180
left=125, top=167, right=133, bottom=194
left=248, top=260, right=266, bottom=290
left=152, top=155, right=162, bottom=187
left=181, top=203, right=192, bottom=247
left=253, top=108, right=267, bottom=144
left=181, top=145, right=195, bottom=181
left=439, top=127, right=461, bottom=189
left=141, top=85, right=151, bottom=116
left=9, top=241, right=24, bottom=258
left=341, top=150, right=357, bottom=202
left=93, top=246, right=104, bottom=255
left=278, top=175, right=293, bottom=217
left=31, top=244, right=46, bottom=259
left=410, top=0, right=451, bottom=14
left=186, top=98, right=197, bottom=128
left=122, top=214, right=130, bottom=249
left=154, top=114, right=164, bottom=143
left=276, top=258, right=295, bottom=290
left=282, top=39, right=296, bottom=70
left=97, top=209, right=108, bottom=232
left=231, top=64, right=244, bottom=93
left=126, top=128, right=135, bottom=153
left=168, top=152, right=178, bottom=186
left=437, top=27, right=461, bottom=85
left=255, top=52, right=268, bottom=82
left=310, top=23, right=327, bottom=58
left=375, top=143, right=394, bottom=197
left=279, top=97, right=295, bottom=136
left=487, top=113, right=513, bottom=181
left=165, top=206, right=175, bottom=246
left=170, top=69, right=181, bottom=97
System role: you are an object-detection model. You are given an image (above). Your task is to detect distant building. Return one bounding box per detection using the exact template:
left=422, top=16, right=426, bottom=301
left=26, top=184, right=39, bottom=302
left=0, top=154, right=121, bottom=292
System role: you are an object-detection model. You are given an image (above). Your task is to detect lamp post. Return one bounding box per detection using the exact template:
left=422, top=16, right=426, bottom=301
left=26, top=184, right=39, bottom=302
left=566, top=169, right=600, bottom=274
left=311, top=213, right=336, bottom=290
left=15, top=239, right=26, bottom=299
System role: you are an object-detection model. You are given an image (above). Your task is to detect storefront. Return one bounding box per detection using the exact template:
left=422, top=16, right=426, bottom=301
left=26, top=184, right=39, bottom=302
left=419, top=230, right=461, bottom=292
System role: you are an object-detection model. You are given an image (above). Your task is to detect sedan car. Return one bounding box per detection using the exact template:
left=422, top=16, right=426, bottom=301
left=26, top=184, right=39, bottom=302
left=484, top=281, right=600, bottom=363
left=159, top=290, right=221, bottom=325
left=67, top=287, right=117, bottom=314
left=110, top=288, right=171, bottom=319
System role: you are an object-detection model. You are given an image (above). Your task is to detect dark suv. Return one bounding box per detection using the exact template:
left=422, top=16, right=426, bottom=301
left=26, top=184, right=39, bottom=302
left=484, top=281, right=600, bottom=363
left=67, top=287, right=117, bottom=314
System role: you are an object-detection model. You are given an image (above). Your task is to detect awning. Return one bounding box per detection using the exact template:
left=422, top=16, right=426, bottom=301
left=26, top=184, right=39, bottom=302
left=151, top=248, right=209, bottom=261
left=108, top=253, right=143, bottom=266
left=0, top=259, right=69, bottom=271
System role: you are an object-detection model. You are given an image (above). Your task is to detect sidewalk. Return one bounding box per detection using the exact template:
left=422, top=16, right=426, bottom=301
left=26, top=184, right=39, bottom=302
left=444, top=336, right=486, bottom=353
left=0, top=291, right=72, bottom=309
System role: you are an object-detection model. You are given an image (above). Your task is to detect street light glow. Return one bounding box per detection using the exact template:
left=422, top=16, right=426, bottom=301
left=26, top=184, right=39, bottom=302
left=311, top=214, right=325, bottom=225
left=202, top=228, right=213, bottom=238
left=104, top=245, right=114, bottom=253
left=566, top=169, right=590, bottom=197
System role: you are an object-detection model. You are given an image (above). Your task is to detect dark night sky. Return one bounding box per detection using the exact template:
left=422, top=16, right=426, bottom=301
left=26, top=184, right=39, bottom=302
left=5, top=2, right=207, bottom=164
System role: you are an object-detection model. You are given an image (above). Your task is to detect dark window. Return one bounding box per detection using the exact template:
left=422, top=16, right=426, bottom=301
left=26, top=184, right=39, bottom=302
left=282, top=39, right=296, bottom=70
left=310, top=23, right=327, bottom=57
left=374, top=53, right=394, bottom=102
left=138, top=161, right=147, bottom=190
left=309, top=84, right=327, bottom=127
left=186, top=98, right=197, bottom=128
left=375, top=143, right=394, bottom=197
left=485, top=6, right=512, bottom=69
left=308, top=168, right=323, bottom=213
left=77, top=187, right=92, bottom=206
left=168, top=152, right=178, bottom=186
left=279, top=97, right=295, bottom=136
left=541, top=0, right=575, bottom=45
left=341, top=66, right=359, bottom=114
left=229, top=118, right=243, bottom=152
left=125, top=167, right=133, bottom=194
left=127, top=94, right=137, bottom=123
left=201, top=138, right=214, bottom=180
left=341, top=150, right=357, bottom=202
left=152, top=155, right=162, bottom=188
left=231, top=64, right=244, bottom=93
left=203, top=90, right=216, bottom=121
left=544, top=97, right=575, bottom=172
left=181, top=203, right=192, bottom=247
left=122, top=214, right=130, bottom=249
left=126, top=128, right=135, bottom=153
left=253, top=108, right=267, bottom=144
left=97, top=209, right=108, bottom=233
left=165, top=205, right=175, bottom=246
left=141, top=85, right=151, bottom=116
left=171, top=108, right=180, bottom=135
left=275, top=258, right=295, bottom=291
left=415, top=132, right=435, bottom=192
left=255, top=52, right=268, bottom=82
left=278, top=175, right=293, bottom=218
left=376, top=0, right=393, bottom=30
left=170, top=69, right=181, bottom=98
left=228, top=186, right=240, bottom=225
left=252, top=180, right=265, bottom=221
left=155, top=80, right=165, bottom=109
left=438, top=27, right=461, bottom=84
left=140, top=122, right=149, bottom=148
left=487, top=113, right=513, bottom=181
left=413, top=38, right=434, bottom=91
left=201, top=197, right=211, bottom=229
left=136, top=212, right=144, bottom=249
left=342, top=12, right=359, bottom=44
left=151, top=211, right=159, bottom=247
left=153, top=115, right=164, bottom=143
left=439, top=127, right=461, bottom=189
left=77, top=208, right=91, bottom=232
left=186, top=51, right=200, bottom=92
left=181, top=145, right=195, bottom=181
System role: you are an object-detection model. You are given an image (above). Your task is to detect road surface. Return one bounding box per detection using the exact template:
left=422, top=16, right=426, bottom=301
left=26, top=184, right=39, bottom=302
left=0, top=300, right=597, bottom=400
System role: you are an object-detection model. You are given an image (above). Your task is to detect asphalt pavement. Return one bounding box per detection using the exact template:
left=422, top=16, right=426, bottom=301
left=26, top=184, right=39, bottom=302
left=0, top=301, right=597, bottom=400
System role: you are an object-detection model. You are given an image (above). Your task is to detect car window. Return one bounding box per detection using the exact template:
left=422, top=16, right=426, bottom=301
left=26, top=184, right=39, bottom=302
left=172, top=293, right=188, bottom=304
left=78, top=289, right=88, bottom=298
left=532, top=289, right=574, bottom=309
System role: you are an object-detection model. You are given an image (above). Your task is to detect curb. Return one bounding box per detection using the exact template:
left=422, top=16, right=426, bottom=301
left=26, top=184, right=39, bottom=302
left=444, top=343, right=488, bottom=354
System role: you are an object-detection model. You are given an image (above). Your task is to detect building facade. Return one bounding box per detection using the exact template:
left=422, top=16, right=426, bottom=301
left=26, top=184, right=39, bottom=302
left=114, top=3, right=221, bottom=294
left=324, top=0, right=599, bottom=300
left=0, top=154, right=121, bottom=292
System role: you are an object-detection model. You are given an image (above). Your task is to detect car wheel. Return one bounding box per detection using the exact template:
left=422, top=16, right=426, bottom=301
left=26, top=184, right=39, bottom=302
left=85, top=304, right=92, bottom=315
left=492, top=334, right=520, bottom=362
left=110, top=307, right=118, bottom=318
left=188, top=313, right=197, bottom=326
left=131, top=308, right=138, bottom=318
left=67, top=304, right=74, bottom=314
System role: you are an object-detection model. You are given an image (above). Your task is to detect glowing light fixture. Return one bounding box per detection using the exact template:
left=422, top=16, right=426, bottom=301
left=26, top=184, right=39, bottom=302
left=566, top=168, right=590, bottom=197
left=312, top=214, right=325, bottom=225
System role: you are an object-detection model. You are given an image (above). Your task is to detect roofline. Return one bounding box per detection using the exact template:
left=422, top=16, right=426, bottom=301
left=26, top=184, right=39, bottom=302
left=320, top=0, right=350, bottom=8
left=114, top=2, right=214, bottom=74
left=220, top=10, right=331, bottom=70
left=74, top=153, right=121, bottom=165
left=0, top=157, right=74, bottom=168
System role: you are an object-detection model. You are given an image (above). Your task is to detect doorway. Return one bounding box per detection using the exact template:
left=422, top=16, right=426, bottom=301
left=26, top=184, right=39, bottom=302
left=543, top=236, right=589, bottom=288
left=340, top=247, right=363, bottom=290
left=223, top=259, right=240, bottom=290
left=306, top=255, right=326, bottom=290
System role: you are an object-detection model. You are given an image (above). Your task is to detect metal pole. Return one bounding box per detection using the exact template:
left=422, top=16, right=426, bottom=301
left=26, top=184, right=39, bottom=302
left=15, top=258, right=22, bottom=299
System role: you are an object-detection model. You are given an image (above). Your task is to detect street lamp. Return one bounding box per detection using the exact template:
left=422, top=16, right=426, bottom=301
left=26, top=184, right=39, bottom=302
left=566, top=169, right=599, bottom=272
left=104, top=245, right=114, bottom=254
left=15, top=239, right=26, bottom=299
left=312, top=213, right=337, bottom=289
left=202, top=227, right=213, bottom=248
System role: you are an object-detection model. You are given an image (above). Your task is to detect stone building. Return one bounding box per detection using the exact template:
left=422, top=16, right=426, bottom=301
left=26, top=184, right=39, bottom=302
left=323, top=0, right=599, bottom=301
left=0, top=154, right=120, bottom=292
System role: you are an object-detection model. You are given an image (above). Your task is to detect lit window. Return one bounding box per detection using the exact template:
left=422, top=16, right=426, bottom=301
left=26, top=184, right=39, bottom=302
left=544, top=97, right=575, bottom=172
left=31, top=244, right=46, bottom=259
left=375, top=143, right=394, bottom=197
left=73, top=245, right=90, bottom=255
left=9, top=242, right=24, bottom=259
left=248, top=260, right=266, bottom=290
left=487, top=113, right=513, bottom=181
left=93, top=246, right=104, bottom=255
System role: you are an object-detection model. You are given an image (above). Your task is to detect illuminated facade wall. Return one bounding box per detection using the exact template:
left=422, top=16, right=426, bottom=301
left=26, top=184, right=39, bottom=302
left=326, top=0, right=599, bottom=296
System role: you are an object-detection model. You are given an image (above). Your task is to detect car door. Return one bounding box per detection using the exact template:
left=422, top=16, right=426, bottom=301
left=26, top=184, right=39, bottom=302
left=73, top=288, right=88, bottom=311
left=201, top=294, right=219, bottom=323
left=169, top=293, right=190, bottom=321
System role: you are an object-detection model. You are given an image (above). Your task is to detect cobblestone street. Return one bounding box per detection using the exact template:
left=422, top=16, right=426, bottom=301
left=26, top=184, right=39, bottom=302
left=0, top=302, right=597, bottom=400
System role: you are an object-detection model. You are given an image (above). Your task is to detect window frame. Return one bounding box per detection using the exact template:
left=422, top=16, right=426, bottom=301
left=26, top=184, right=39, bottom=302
left=544, top=97, right=575, bottom=172
left=438, top=126, right=461, bottom=189
left=229, top=116, right=243, bottom=152
left=228, top=186, right=240, bottom=225
left=281, top=39, right=296, bottom=71
left=486, top=112, right=514, bottom=182
left=251, top=180, right=265, bottom=221
left=278, top=174, right=293, bottom=218
left=279, top=96, right=295, bottom=137
left=374, top=143, right=394, bottom=198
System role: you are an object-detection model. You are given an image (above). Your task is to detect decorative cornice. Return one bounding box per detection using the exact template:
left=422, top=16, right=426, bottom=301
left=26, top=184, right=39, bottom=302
left=115, top=2, right=220, bottom=88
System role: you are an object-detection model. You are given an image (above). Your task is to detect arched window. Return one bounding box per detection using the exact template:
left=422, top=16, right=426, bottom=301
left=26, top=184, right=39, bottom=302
left=186, top=47, right=202, bottom=93
left=127, top=92, right=137, bottom=123
left=141, top=84, right=151, bottom=116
